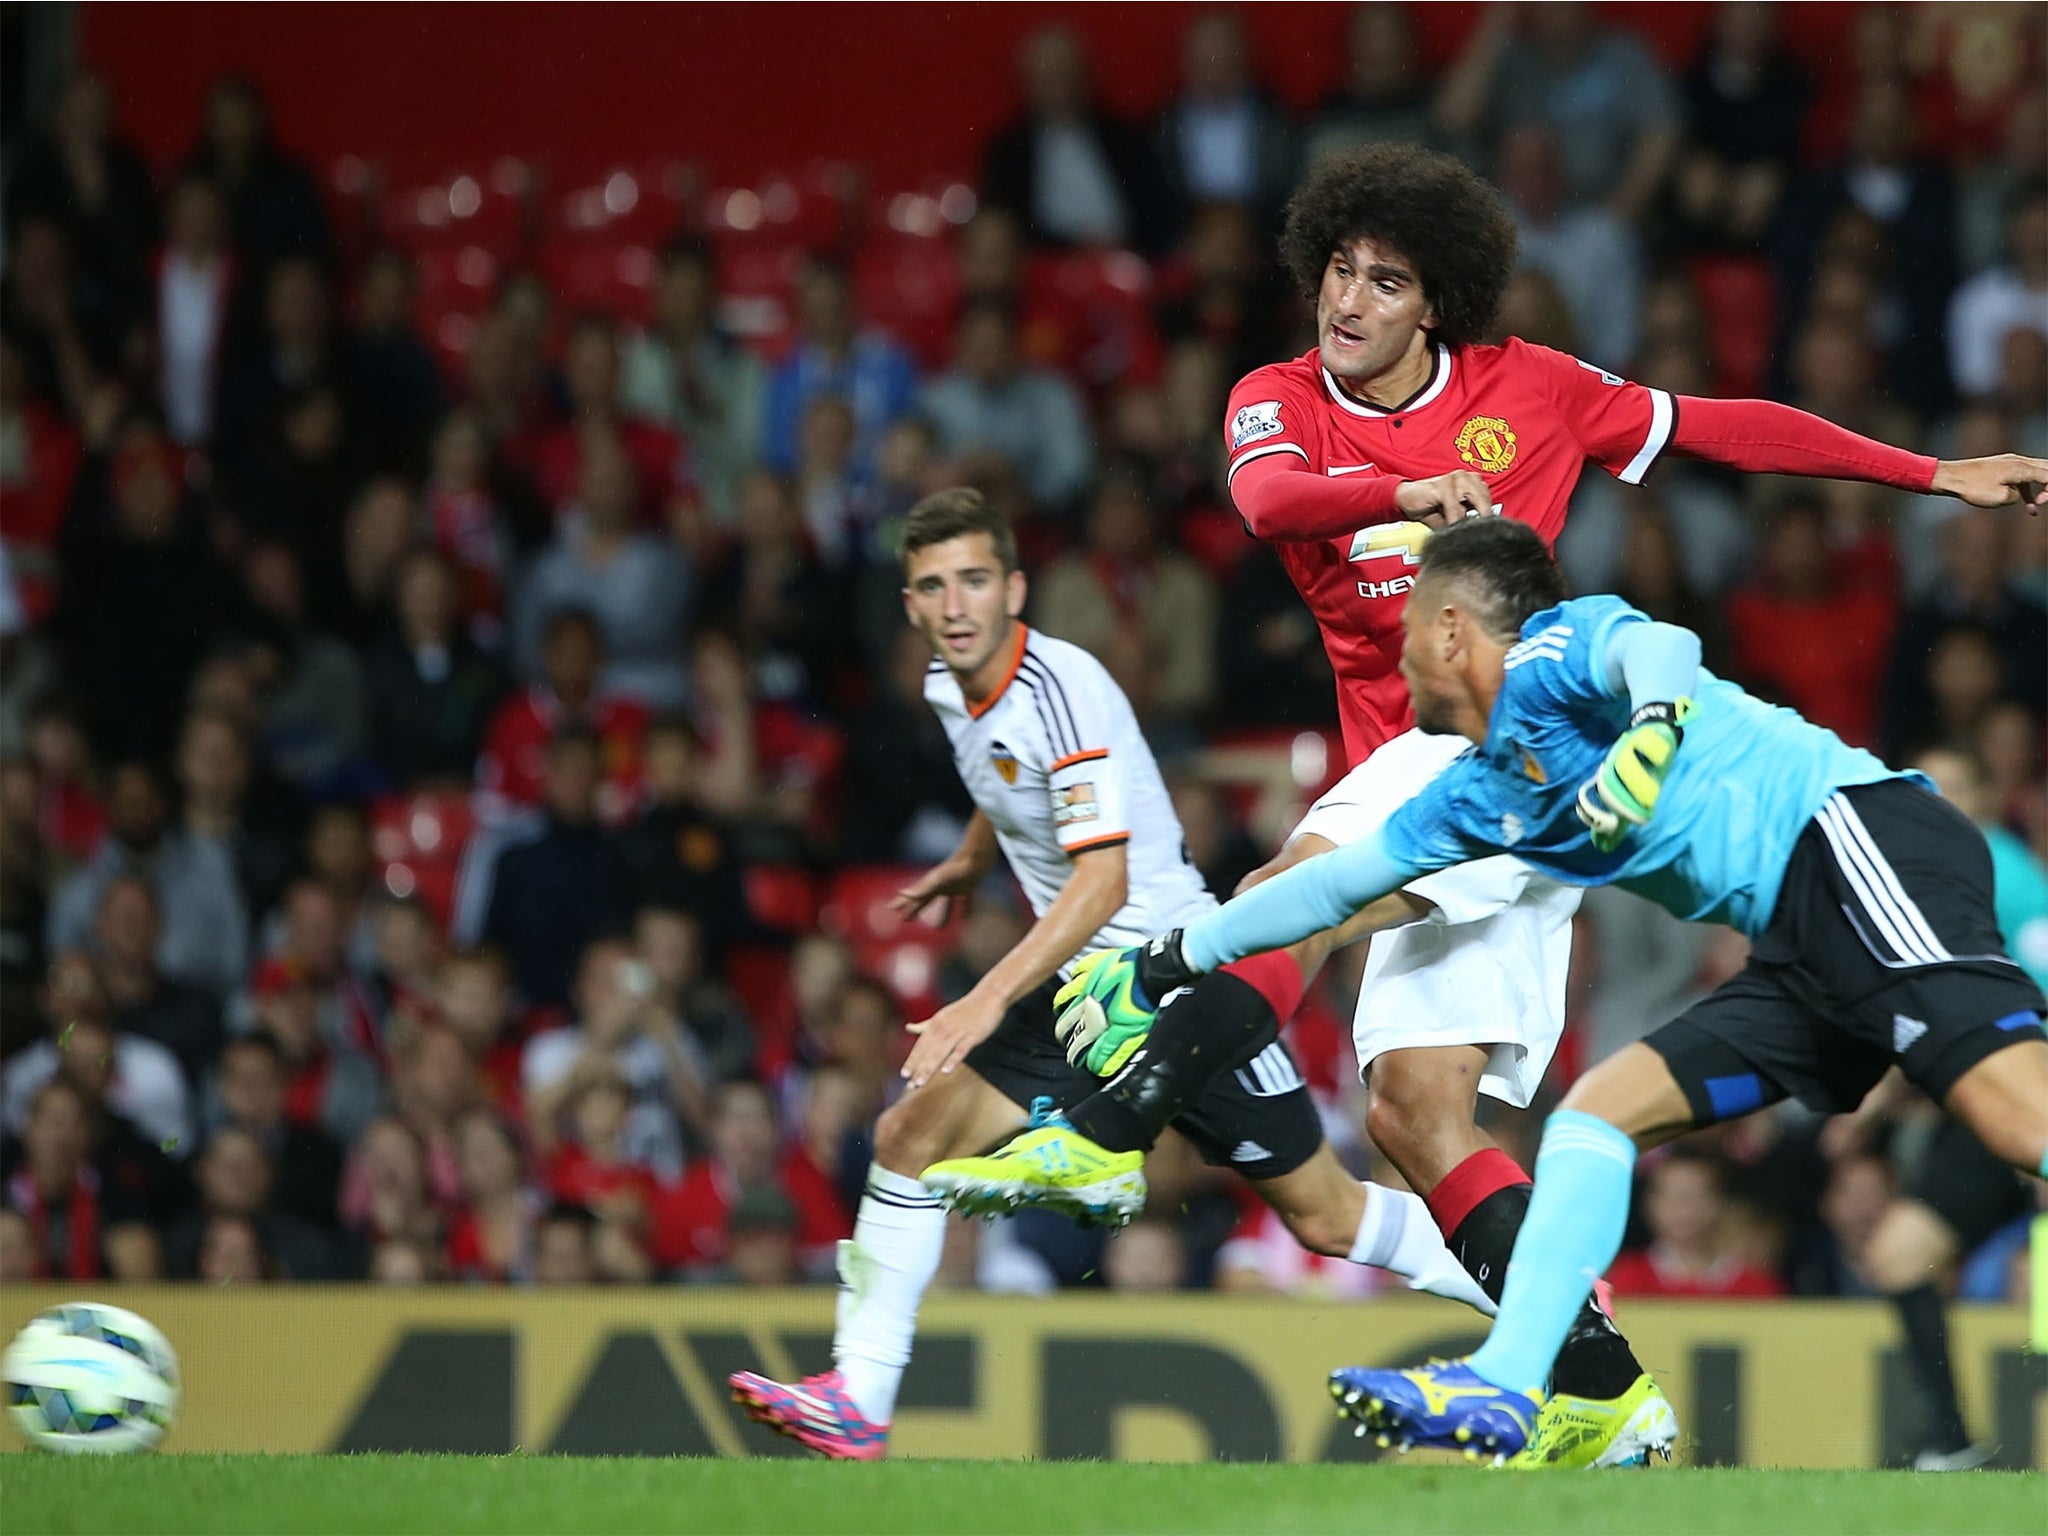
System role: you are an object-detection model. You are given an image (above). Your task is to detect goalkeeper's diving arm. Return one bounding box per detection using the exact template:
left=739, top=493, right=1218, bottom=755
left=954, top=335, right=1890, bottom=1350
left=1178, top=832, right=1425, bottom=975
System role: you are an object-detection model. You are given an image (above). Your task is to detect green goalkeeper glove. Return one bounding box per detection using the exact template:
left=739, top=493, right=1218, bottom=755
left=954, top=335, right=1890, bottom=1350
left=1052, top=932, right=1196, bottom=1076
left=1575, top=699, right=1694, bottom=853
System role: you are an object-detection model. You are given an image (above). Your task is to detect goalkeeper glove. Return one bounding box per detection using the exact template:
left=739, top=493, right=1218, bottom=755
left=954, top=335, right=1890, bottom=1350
left=1575, top=699, right=1694, bottom=853
left=1052, top=931, right=1198, bottom=1075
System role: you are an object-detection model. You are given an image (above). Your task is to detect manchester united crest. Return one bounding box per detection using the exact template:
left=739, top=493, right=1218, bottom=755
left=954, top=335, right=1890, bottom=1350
left=1455, top=415, right=1517, bottom=473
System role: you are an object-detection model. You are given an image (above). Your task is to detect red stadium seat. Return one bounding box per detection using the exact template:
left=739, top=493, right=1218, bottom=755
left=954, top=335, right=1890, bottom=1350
left=369, top=790, right=478, bottom=929
left=743, top=864, right=821, bottom=934
left=1690, top=256, right=1778, bottom=400
left=854, top=230, right=960, bottom=370
left=383, top=160, right=532, bottom=255
left=1022, top=247, right=1161, bottom=389
left=535, top=238, right=658, bottom=324
left=819, top=865, right=958, bottom=1018
left=549, top=162, right=693, bottom=248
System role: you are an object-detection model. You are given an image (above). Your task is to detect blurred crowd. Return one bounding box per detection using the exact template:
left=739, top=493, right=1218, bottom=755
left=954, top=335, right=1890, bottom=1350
left=1, top=3, right=2043, bottom=1302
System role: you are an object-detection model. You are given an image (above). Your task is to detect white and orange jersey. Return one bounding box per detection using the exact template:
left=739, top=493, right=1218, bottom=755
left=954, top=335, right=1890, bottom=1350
left=925, top=626, right=1215, bottom=962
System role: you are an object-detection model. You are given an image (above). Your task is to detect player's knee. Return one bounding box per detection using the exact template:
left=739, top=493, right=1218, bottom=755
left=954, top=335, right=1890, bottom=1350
left=873, top=1089, right=949, bottom=1173
left=1862, top=1200, right=1955, bottom=1293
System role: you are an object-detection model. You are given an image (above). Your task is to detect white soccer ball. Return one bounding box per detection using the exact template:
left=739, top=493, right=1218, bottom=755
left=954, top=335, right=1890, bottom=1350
left=4, top=1302, right=180, bottom=1454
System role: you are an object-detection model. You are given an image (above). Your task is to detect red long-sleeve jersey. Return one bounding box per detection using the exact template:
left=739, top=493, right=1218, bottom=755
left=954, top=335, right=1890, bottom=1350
left=1224, top=341, right=1936, bottom=763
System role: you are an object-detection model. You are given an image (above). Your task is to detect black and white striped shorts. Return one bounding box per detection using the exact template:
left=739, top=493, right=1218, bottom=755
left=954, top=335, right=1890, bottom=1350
left=1646, top=778, right=2046, bottom=1120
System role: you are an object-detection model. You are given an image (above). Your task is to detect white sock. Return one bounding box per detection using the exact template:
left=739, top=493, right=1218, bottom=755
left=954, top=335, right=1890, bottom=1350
left=831, top=1166, right=946, bottom=1425
left=1348, top=1182, right=1498, bottom=1317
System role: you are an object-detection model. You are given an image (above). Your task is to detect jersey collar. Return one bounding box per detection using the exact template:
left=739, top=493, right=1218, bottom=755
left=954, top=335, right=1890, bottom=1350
left=965, top=623, right=1029, bottom=720
left=1321, top=342, right=1453, bottom=419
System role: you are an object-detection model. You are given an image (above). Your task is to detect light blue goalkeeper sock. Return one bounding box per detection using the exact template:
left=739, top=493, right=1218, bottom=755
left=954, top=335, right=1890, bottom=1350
left=1468, top=1110, right=1639, bottom=1397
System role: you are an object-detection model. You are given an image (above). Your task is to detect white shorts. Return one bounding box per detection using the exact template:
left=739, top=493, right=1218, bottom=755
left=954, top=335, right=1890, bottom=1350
left=1291, top=728, right=1579, bottom=1108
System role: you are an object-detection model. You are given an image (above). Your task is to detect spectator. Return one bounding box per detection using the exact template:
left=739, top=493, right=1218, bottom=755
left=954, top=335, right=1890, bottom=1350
left=1607, top=498, right=1730, bottom=672
left=177, top=702, right=300, bottom=930
left=425, top=408, right=523, bottom=633
left=1169, top=777, right=1262, bottom=902
left=0, top=757, right=51, bottom=1028
left=91, top=875, right=224, bottom=1090
left=338, top=1114, right=442, bottom=1257
left=1217, top=544, right=1337, bottom=730
left=1912, top=746, right=2048, bottom=990
left=365, top=545, right=506, bottom=788
left=984, top=25, right=1168, bottom=251
left=634, top=904, right=754, bottom=1088
left=164, top=1123, right=338, bottom=1279
left=1498, top=125, right=1642, bottom=371
left=792, top=396, right=866, bottom=568
left=1153, top=212, right=1285, bottom=394
left=345, top=247, right=445, bottom=469
left=483, top=733, right=634, bottom=1011
left=4, top=72, right=158, bottom=301
left=528, top=313, right=688, bottom=526
left=838, top=626, right=976, bottom=864
left=1957, top=87, right=2046, bottom=277
left=1102, top=1212, right=1189, bottom=1292
left=154, top=174, right=236, bottom=447
left=1791, top=1151, right=1893, bottom=1298
left=509, top=429, right=693, bottom=712
left=1607, top=1148, right=1788, bottom=1298
left=3, top=955, right=191, bottom=1157
left=1302, top=3, right=1440, bottom=168
left=532, top=1200, right=598, bottom=1284
left=182, top=75, right=334, bottom=276
left=1882, top=509, right=2048, bottom=761
left=1154, top=10, right=1296, bottom=234
left=0, top=1077, right=163, bottom=1281
left=432, top=947, right=526, bottom=1113
left=446, top=1106, right=538, bottom=1283
left=210, top=1032, right=344, bottom=1231
left=213, top=254, right=343, bottom=485
left=620, top=240, right=767, bottom=524
left=0, top=330, right=83, bottom=630
left=1034, top=466, right=1219, bottom=730
left=196, top=1212, right=271, bottom=1282
left=544, top=1070, right=659, bottom=1231
left=618, top=718, right=753, bottom=958
left=702, top=469, right=841, bottom=704
left=477, top=607, right=649, bottom=828
left=521, top=935, right=702, bottom=1177
left=1947, top=180, right=2048, bottom=401
left=1725, top=496, right=1897, bottom=749
left=387, top=1025, right=476, bottom=1215
left=57, top=423, right=230, bottom=758
left=0, top=1208, right=35, bottom=1284
left=240, top=951, right=383, bottom=1148
left=1438, top=2, right=1680, bottom=222
left=650, top=1078, right=848, bottom=1277
left=335, top=475, right=420, bottom=647
left=763, top=261, right=918, bottom=479
left=234, top=377, right=372, bottom=637
left=920, top=298, right=1094, bottom=513
left=48, top=757, right=250, bottom=999
left=234, top=540, right=372, bottom=794
left=368, top=895, right=444, bottom=1043
left=712, top=1184, right=806, bottom=1287
left=1778, top=80, right=1957, bottom=417
left=1671, top=0, right=1810, bottom=252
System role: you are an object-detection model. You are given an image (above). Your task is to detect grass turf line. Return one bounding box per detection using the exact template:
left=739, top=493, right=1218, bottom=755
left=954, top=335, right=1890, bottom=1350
left=5, top=1456, right=2045, bottom=1536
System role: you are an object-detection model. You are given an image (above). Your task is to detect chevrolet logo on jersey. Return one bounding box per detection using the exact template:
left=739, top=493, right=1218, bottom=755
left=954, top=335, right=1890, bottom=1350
left=1456, top=414, right=1518, bottom=473
left=989, top=743, right=1019, bottom=785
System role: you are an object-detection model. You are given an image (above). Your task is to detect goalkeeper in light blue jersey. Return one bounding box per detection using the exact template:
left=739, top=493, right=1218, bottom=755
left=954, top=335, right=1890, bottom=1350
left=1034, top=515, right=2048, bottom=1463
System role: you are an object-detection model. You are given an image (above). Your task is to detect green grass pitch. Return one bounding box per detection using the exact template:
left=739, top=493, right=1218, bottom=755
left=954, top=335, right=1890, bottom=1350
left=4, top=1456, right=2044, bottom=1536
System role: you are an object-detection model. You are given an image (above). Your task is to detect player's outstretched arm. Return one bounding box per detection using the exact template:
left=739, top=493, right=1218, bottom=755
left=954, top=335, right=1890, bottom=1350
left=891, top=810, right=999, bottom=925
left=1229, top=449, right=1498, bottom=544
left=1667, top=396, right=2047, bottom=509
left=1179, top=830, right=1423, bottom=974
left=901, top=841, right=1129, bottom=1088
left=1575, top=618, right=1703, bottom=852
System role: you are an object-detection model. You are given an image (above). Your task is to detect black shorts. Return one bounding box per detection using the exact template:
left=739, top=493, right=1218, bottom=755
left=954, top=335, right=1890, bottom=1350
left=1646, top=779, right=2047, bottom=1122
left=1907, top=1117, right=2037, bottom=1254
left=964, top=977, right=1324, bottom=1182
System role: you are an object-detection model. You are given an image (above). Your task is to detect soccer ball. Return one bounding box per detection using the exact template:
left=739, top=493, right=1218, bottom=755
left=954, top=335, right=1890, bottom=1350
left=4, top=1302, right=180, bottom=1453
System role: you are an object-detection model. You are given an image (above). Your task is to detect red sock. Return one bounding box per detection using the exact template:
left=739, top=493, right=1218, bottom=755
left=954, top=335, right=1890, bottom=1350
left=1424, top=1147, right=1531, bottom=1238
left=1218, top=949, right=1305, bottom=1024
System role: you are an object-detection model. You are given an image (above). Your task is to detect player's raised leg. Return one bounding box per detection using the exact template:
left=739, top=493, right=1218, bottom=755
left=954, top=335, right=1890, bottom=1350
left=729, top=1066, right=1027, bottom=1458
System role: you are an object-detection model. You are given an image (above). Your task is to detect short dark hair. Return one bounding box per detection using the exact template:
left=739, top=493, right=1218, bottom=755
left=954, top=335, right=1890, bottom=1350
left=1279, top=146, right=1517, bottom=351
left=900, top=487, right=1020, bottom=575
left=1415, top=517, right=1567, bottom=641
